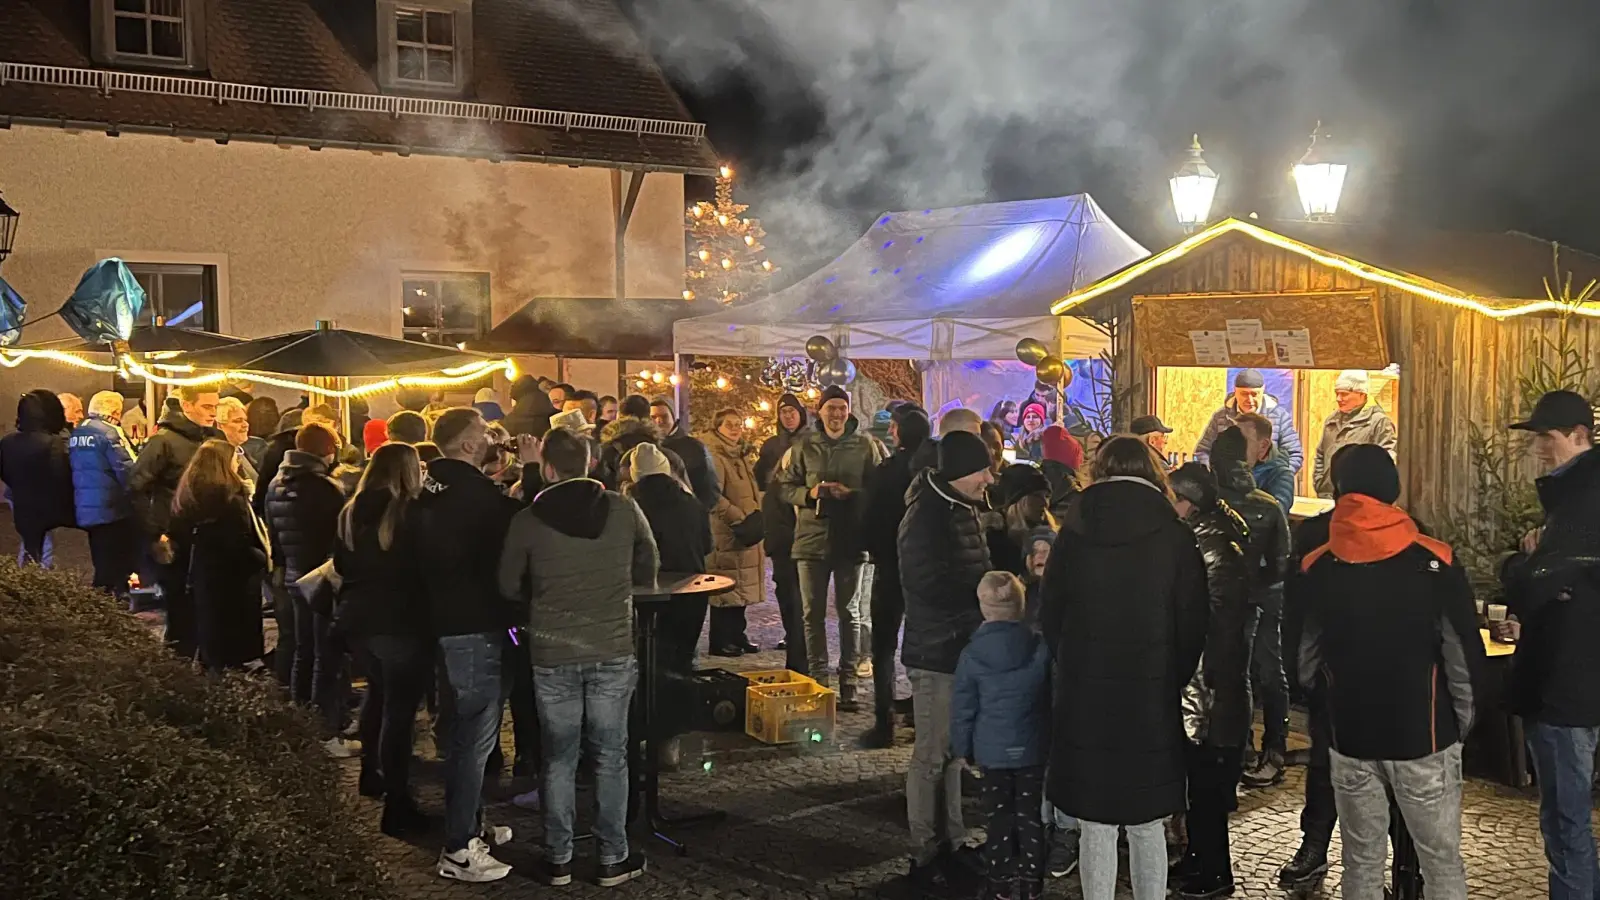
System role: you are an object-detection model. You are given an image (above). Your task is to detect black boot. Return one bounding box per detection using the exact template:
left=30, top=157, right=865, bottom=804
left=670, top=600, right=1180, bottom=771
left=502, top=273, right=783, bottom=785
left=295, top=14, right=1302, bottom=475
left=380, top=798, right=433, bottom=837
left=857, top=717, right=894, bottom=749
left=358, top=765, right=386, bottom=799
left=1177, top=871, right=1236, bottom=899
left=1276, top=840, right=1330, bottom=888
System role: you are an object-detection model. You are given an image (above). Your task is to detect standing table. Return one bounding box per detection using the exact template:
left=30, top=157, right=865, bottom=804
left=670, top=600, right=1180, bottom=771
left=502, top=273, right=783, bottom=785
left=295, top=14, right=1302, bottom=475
left=631, top=573, right=735, bottom=855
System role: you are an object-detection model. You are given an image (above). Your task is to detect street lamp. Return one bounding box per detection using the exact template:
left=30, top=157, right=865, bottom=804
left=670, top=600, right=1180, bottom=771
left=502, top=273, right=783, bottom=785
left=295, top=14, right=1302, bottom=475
left=1169, top=134, right=1219, bottom=233
left=0, top=192, right=17, bottom=267
left=1291, top=122, right=1347, bottom=221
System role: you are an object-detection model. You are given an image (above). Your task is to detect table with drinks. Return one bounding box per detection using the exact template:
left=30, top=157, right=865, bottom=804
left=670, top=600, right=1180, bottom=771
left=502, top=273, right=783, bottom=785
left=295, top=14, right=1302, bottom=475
left=1468, top=599, right=1526, bottom=786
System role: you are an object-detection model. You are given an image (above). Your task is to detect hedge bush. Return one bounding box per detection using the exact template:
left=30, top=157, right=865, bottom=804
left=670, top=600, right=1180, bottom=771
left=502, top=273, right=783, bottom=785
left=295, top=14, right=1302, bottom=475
left=0, top=560, right=400, bottom=899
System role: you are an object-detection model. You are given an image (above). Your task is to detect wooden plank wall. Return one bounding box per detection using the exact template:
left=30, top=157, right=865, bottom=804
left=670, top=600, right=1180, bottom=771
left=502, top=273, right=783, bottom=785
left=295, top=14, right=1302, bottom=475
left=1100, top=231, right=1600, bottom=527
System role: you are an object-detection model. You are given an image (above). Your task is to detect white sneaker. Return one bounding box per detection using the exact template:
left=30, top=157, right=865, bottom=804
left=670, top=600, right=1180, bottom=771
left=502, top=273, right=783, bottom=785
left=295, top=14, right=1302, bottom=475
left=321, top=736, right=361, bottom=759
left=437, top=838, right=512, bottom=882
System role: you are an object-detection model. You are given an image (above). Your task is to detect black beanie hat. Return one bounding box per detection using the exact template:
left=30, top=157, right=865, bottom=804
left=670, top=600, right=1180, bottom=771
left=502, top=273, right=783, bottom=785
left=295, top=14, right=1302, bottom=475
left=819, top=385, right=851, bottom=407
left=1210, top=425, right=1249, bottom=469
left=1170, top=461, right=1219, bottom=508
left=938, top=430, right=991, bottom=480
left=891, top=403, right=931, bottom=453
left=995, top=462, right=1050, bottom=508
left=1332, top=443, right=1401, bottom=504
left=778, top=392, right=806, bottom=415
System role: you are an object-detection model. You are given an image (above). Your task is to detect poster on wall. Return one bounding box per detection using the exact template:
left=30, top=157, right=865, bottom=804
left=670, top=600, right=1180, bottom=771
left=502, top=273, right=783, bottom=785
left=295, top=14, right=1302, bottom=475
left=1225, top=318, right=1266, bottom=355
left=1188, top=330, right=1232, bottom=366
left=1268, top=328, right=1315, bottom=366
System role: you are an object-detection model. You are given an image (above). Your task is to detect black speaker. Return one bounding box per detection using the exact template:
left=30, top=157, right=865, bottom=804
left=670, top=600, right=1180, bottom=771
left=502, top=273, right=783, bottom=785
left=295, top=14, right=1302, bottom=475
left=690, top=668, right=748, bottom=732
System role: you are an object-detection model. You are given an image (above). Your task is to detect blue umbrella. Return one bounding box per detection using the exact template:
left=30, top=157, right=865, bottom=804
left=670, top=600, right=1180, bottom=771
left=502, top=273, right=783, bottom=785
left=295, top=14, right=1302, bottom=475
left=0, top=276, right=26, bottom=347
left=61, top=258, right=145, bottom=344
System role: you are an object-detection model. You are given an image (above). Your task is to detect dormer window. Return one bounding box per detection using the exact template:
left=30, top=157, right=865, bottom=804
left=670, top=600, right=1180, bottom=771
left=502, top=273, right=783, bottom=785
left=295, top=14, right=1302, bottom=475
left=92, top=0, right=207, bottom=71
left=377, top=0, right=473, bottom=94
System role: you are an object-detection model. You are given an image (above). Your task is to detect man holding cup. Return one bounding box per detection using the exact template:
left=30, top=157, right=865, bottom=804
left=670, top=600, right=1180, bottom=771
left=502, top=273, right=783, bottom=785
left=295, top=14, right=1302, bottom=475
left=1498, top=389, right=1600, bottom=900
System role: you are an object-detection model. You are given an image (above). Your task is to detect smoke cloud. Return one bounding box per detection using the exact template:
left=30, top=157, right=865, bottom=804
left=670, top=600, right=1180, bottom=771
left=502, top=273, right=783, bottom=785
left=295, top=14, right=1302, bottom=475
left=604, top=0, right=1600, bottom=273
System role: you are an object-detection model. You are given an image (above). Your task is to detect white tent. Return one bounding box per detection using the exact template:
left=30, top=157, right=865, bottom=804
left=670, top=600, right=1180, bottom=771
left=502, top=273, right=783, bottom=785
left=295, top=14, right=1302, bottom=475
left=672, top=193, right=1149, bottom=361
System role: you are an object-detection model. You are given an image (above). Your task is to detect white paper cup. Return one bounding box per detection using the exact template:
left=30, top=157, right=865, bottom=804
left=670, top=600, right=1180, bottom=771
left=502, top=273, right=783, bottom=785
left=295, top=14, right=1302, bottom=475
left=1475, top=599, right=1486, bottom=616
left=1487, top=604, right=1508, bottom=622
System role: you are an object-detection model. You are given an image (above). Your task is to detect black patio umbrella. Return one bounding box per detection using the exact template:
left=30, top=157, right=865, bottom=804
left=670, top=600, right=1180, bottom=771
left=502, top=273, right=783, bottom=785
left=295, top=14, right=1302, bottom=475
left=10, top=324, right=241, bottom=355
left=167, top=325, right=499, bottom=378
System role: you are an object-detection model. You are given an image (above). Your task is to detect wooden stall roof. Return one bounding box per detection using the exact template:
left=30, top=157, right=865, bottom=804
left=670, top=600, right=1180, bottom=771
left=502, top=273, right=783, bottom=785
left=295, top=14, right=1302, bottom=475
left=467, top=296, right=726, bottom=360
left=1052, top=218, right=1600, bottom=320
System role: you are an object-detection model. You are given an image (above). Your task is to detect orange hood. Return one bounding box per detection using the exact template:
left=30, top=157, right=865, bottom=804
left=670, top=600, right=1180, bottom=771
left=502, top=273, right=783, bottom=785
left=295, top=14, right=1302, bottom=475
left=1301, top=494, right=1453, bottom=571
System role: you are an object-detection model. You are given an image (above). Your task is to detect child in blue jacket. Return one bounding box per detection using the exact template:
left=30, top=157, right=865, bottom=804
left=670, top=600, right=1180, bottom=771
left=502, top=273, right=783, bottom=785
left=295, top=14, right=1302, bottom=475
left=951, top=571, right=1053, bottom=900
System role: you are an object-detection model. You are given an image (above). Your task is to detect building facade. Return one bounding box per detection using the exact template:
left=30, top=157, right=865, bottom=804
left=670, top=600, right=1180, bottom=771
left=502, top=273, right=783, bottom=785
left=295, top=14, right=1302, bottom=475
left=0, top=0, right=716, bottom=416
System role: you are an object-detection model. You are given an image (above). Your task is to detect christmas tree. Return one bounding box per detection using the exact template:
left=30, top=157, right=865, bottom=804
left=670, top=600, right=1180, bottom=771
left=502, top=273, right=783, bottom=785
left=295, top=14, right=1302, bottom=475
left=684, top=165, right=775, bottom=305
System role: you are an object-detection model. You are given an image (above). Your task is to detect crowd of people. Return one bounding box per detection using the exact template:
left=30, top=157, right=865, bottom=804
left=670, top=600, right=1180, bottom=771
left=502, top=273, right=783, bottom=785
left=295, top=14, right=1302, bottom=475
left=0, top=368, right=1594, bottom=900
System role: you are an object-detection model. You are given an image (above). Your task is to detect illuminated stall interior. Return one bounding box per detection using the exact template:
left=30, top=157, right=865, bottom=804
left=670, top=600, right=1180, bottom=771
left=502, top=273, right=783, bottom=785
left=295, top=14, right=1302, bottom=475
left=1053, top=217, right=1600, bottom=527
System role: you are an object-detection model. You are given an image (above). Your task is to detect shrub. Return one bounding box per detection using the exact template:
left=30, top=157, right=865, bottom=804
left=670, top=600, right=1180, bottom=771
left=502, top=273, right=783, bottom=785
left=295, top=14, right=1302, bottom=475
left=0, top=560, right=400, bottom=899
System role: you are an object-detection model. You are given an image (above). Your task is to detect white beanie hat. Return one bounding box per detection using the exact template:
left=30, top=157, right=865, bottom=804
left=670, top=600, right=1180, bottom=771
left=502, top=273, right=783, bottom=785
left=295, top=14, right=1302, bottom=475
left=1334, top=369, right=1370, bottom=393
left=628, top=442, right=672, bottom=480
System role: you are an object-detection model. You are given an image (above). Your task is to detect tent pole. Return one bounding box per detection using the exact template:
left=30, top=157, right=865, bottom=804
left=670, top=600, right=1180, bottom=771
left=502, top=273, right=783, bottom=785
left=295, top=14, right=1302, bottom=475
left=674, top=352, right=692, bottom=426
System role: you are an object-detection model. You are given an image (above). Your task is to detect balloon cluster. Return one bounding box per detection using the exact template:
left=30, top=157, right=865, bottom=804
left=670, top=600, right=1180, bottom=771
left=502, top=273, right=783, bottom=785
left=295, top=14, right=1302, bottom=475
left=1016, top=338, right=1072, bottom=388
left=805, top=334, right=856, bottom=387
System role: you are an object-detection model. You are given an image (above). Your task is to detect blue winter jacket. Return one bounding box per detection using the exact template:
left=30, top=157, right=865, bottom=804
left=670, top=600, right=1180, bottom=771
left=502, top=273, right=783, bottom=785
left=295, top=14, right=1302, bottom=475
left=68, top=415, right=136, bottom=527
left=950, top=620, right=1052, bottom=769
left=1252, top=446, right=1296, bottom=518
left=1194, top=394, right=1304, bottom=475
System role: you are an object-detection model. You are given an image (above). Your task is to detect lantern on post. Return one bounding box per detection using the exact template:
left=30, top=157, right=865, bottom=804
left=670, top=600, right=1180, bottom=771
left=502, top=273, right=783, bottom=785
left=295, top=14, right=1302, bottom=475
left=0, top=191, right=18, bottom=268
left=1291, top=122, right=1348, bottom=221
left=1168, top=135, right=1219, bottom=233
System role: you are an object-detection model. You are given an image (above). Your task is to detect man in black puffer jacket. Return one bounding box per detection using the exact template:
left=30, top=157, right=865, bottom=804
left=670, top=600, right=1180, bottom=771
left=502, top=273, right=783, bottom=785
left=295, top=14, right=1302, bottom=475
left=1211, top=426, right=1293, bottom=789
left=897, top=430, right=994, bottom=886
left=1169, top=463, right=1253, bottom=899
left=859, top=403, right=931, bottom=747
left=264, top=423, right=349, bottom=746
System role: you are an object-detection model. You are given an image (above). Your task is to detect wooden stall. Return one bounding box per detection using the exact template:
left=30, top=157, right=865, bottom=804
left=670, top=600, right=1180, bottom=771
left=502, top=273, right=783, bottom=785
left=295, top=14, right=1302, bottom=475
left=1051, top=218, right=1600, bottom=529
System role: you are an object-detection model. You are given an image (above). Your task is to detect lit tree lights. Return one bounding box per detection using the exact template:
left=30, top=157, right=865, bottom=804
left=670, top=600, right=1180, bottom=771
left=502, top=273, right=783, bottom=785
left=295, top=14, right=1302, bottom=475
left=684, top=165, right=775, bottom=305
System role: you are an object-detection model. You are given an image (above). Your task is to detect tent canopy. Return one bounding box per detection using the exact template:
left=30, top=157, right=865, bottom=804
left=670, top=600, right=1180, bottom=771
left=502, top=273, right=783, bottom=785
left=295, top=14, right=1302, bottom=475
left=673, top=194, right=1148, bottom=361
left=171, top=327, right=495, bottom=377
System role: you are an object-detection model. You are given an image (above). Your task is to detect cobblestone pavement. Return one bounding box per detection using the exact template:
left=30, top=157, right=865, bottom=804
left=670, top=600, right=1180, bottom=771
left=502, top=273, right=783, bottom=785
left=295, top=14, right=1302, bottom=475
left=13, top=524, right=1556, bottom=898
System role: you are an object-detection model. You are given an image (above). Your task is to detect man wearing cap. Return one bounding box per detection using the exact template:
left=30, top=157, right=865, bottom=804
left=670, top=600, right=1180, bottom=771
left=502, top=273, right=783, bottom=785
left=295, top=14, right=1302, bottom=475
left=897, top=430, right=995, bottom=887
left=1131, top=415, right=1173, bottom=462
left=776, top=385, right=885, bottom=710
left=1311, top=370, right=1397, bottom=498
left=1195, top=369, right=1304, bottom=475
left=1298, top=445, right=1483, bottom=900
left=1497, top=389, right=1600, bottom=900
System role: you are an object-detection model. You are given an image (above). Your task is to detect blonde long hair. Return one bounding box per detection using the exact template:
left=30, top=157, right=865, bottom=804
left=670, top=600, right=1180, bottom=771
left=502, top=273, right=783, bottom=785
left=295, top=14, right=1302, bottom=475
left=173, top=439, right=248, bottom=520
left=339, top=442, right=421, bottom=551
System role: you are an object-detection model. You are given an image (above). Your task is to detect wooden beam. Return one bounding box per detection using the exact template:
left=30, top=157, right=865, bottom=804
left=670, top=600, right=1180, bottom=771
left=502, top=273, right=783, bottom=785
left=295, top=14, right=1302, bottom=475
left=611, top=169, right=646, bottom=301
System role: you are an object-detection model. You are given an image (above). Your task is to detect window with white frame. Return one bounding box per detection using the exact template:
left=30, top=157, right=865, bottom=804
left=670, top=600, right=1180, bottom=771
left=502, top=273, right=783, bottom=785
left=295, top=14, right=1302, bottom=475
left=94, top=0, right=205, bottom=68
left=126, top=262, right=218, bottom=332
left=402, top=273, right=489, bottom=347
left=377, top=0, right=473, bottom=92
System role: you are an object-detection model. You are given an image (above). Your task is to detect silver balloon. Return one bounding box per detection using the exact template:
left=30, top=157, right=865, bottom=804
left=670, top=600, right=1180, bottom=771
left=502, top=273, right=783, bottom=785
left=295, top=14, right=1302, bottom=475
left=823, top=356, right=856, bottom=385
left=1015, top=337, right=1049, bottom=365
left=805, top=334, right=837, bottom=362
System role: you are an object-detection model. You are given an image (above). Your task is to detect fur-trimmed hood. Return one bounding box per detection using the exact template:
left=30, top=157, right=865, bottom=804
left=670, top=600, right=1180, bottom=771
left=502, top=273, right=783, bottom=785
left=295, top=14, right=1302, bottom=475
left=601, top=415, right=660, bottom=446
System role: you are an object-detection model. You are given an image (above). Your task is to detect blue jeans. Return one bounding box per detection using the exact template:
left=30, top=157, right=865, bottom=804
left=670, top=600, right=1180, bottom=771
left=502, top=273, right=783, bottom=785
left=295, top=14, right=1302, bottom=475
left=534, top=656, right=637, bottom=866
left=1528, top=722, right=1600, bottom=900
left=439, top=633, right=507, bottom=853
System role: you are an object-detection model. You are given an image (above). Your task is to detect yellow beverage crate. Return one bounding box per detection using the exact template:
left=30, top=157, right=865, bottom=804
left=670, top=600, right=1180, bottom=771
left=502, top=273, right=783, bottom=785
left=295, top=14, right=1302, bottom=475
left=742, top=669, right=817, bottom=688
left=745, top=679, right=836, bottom=745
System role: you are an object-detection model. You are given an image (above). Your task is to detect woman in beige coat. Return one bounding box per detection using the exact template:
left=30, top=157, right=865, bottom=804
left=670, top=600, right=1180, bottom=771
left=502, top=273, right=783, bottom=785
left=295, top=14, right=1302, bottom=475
left=705, top=408, right=765, bottom=656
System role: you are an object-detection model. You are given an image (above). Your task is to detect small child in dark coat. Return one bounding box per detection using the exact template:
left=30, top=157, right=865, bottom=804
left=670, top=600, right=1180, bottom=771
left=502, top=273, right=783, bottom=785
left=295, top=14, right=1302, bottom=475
left=951, top=571, right=1053, bottom=900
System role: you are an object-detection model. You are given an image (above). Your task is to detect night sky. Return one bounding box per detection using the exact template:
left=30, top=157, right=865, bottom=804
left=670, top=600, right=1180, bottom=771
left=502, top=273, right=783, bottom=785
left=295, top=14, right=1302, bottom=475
left=617, top=0, right=1600, bottom=282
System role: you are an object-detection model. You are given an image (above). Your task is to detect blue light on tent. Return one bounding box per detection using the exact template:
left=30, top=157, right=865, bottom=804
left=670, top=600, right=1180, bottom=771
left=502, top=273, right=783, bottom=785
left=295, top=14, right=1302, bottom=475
left=879, top=216, right=891, bottom=225
left=916, top=236, right=925, bottom=243
left=882, top=240, right=894, bottom=249
left=893, top=268, right=903, bottom=274
left=916, top=275, right=925, bottom=281
left=824, top=275, right=837, bottom=284
left=727, top=325, right=737, bottom=332
left=829, top=304, right=842, bottom=312
left=869, top=268, right=879, bottom=275
left=923, top=209, right=932, bottom=214
left=960, top=227, right=1041, bottom=284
